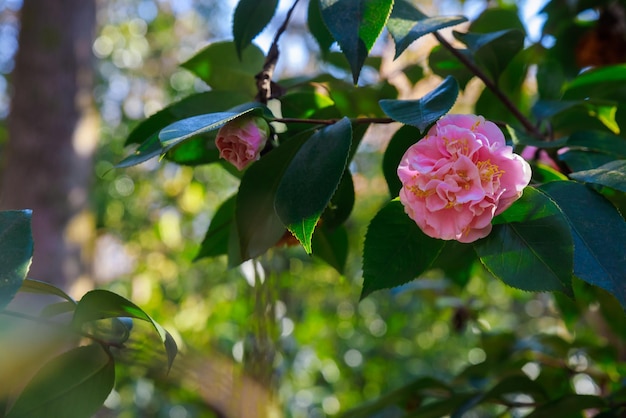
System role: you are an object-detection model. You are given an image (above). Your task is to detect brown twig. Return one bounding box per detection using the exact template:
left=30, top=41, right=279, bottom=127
left=273, top=117, right=395, bottom=125
left=255, top=0, right=301, bottom=103
left=433, top=31, right=543, bottom=139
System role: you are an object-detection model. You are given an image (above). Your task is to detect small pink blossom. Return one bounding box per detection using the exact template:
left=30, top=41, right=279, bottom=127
left=397, top=114, right=531, bottom=243
left=216, top=115, right=270, bottom=170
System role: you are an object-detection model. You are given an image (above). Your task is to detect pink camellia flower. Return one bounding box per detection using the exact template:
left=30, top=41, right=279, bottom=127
left=215, top=115, right=270, bottom=170
left=397, top=114, right=531, bottom=243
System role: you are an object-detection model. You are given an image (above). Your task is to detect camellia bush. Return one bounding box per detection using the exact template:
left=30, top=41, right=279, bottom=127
left=113, top=0, right=626, bottom=415
left=3, top=0, right=626, bottom=417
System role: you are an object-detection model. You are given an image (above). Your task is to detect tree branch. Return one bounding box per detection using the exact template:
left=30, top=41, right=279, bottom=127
left=255, top=0, right=301, bottom=103
left=433, top=31, right=543, bottom=139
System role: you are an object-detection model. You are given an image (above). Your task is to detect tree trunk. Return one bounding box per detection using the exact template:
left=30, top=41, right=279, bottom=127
left=1, top=0, right=98, bottom=290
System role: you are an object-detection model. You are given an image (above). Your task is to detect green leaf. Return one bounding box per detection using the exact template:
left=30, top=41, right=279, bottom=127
left=236, top=131, right=312, bottom=261
left=125, top=91, right=250, bottom=146
left=570, top=160, right=626, bottom=192
left=181, top=41, right=265, bottom=96
left=6, top=345, right=114, bottom=418
left=428, top=45, right=474, bottom=90
left=474, top=187, right=574, bottom=295
left=469, top=6, right=525, bottom=34
left=563, top=64, right=626, bottom=101
left=379, top=76, right=459, bottom=132
left=312, top=224, right=348, bottom=275
left=559, top=150, right=616, bottom=172
left=387, top=0, right=466, bottom=59
left=72, top=290, right=177, bottom=370
left=275, top=118, right=352, bottom=253
left=361, top=199, right=445, bottom=299
left=453, top=29, right=525, bottom=82
left=19, top=278, right=75, bottom=303
left=319, top=0, right=394, bottom=84
left=382, top=125, right=422, bottom=197
left=321, top=170, right=354, bottom=229
left=194, top=195, right=236, bottom=260
left=308, top=0, right=335, bottom=56
left=233, top=0, right=278, bottom=58
left=484, top=374, right=548, bottom=403
left=430, top=240, right=477, bottom=288
left=159, top=103, right=267, bottom=150
left=0, top=210, right=33, bottom=312
left=116, top=133, right=163, bottom=168
left=540, top=181, right=626, bottom=308
left=526, top=394, right=606, bottom=418
left=342, top=377, right=452, bottom=418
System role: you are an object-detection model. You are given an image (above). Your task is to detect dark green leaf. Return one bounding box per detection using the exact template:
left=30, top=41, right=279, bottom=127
left=312, top=224, right=348, bottom=275
left=406, top=394, right=477, bottom=418
left=275, top=118, right=352, bottom=253
left=507, top=125, right=567, bottom=149
left=382, top=125, right=422, bottom=197
left=165, top=134, right=219, bottom=166
left=537, top=59, right=565, bottom=100
left=403, top=64, right=424, bottom=84
left=236, top=131, right=311, bottom=261
left=116, top=133, right=163, bottom=168
left=379, top=76, right=459, bottom=132
left=181, top=41, right=265, bottom=96
left=233, top=0, right=278, bottom=58
left=387, top=0, right=466, bottom=59
left=454, top=29, right=525, bottom=82
left=570, top=160, right=626, bottom=192
left=430, top=241, right=477, bottom=288
left=484, top=375, right=548, bottom=403
left=469, top=7, right=526, bottom=34
left=125, top=91, right=250, bottom=146
left=73, top=290, right=177, bottom=370
left=19, top=279, right=75, bottom=303
left=321, top=170, right=354, bottom=229
left=541, top=181, right=626, bottom=308
left=308, top=0, right=335, bottom=56
left=342, top=377, right=452, bottom=418
left=319, top=0, right=393, bottom=83
left=563, top=64, right=626, bottom=101
left=560, top=149, right=616, bottom=172
left=568, top=131, right=626, bottom=158
left=0, top=210, right=33, bottom=312
left=6, top=345, right=114, bottom=418
left=474, top=188, right=574, bottom=295
left=159, top=104, right=267, bottom=150
left=526, top=394, right=606, bottom=418
left=428, top=45, right=474, bottom=90
left=361, top=199, right=445, bottom=299
left=194, top=195, right=236, bottom=260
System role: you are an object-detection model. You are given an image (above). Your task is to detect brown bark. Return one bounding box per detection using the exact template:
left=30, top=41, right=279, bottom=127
left=1, top=0, right=98, bottom=290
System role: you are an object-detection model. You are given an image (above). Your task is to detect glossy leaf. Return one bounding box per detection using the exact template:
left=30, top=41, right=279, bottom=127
left=453, top=29, right=525, bottom=82
left=236, top=131, right=311, bottom=261
left=387, top=0, right=466, bottom=58
left=430, top=240, right=477, bottom=288
left=474, top=187, right=574, bottom=295
left=526, top=394, right=606, bottom=418
left=379, top=76, right=459, bottom=132
left=194, top=195, right=236, bottom=260
left=19, top=278, right=75, bottom=303
left=275, top=118, right=352, bottom=253
left=570, top=160, right=626, bottom=193
left=116, top=133, right=163, bottom=168
left=233, top=0, right=278, bottom=58
left=382, top=125, right=422, bottom=197
left=362, top=199, right=445, bottom=299
left=6, top=345, right=114, bottom=418
left=125, top=91, right=249, bottom=146
left=540, top=181, right=626, bottom=308
left=72, top=290, right=177, bottom=370
left=559, top=150, right=616, bottom=172
left=319, top=0, right=393, bottom=83
left=563, top=64, right=626, bottom=101
left=181, top=41, right=265, bottom=96
left=311, top=224, right=348, bottom=275
left=159, top=103, right=267, bottom=150
left=0, top=210, right=33, bottom=312
left=308, top=0, right=334, bottom=56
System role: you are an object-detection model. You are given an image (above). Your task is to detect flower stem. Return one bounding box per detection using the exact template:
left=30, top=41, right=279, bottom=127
left=433, top=31, right=543, bottom=139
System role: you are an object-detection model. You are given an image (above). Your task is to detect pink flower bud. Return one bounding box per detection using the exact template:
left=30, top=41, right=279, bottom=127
left=397, top=114, right=532, bottom=243
left=216, top=116, right=270, bottom=170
